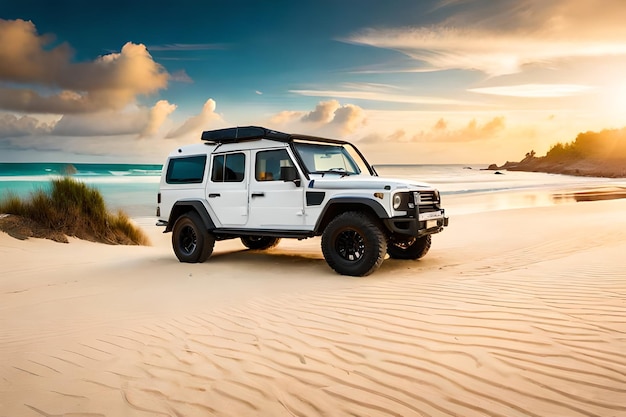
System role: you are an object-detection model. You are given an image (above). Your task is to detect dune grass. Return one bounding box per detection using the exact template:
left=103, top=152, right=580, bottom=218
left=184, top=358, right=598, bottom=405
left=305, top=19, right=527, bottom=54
left=0, top=177, right=150, bottom=245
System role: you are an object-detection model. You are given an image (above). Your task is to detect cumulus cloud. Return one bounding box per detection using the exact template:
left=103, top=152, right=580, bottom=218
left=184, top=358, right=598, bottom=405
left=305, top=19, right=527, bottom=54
left=344, top=0, right=626, bottom=76
left=52, top=111, right=144, bottom=137
left=330, top=104, right=366, bottom=134
left=141, top=100, right=178, bottom=138
left=0, top=114, right=55, bottom=138
left=270, top=100, right=367, bottom=136
left=300, top=100, right=366, bottom=134
left=0, top=19, right=71, bottom=83
left=51, top=100, right=176, bottom=138
left=166, top=99, right=224, bottom=139
left=301, top=100, right=340, bottom=123
left=0, top=19, right=169, bottom=114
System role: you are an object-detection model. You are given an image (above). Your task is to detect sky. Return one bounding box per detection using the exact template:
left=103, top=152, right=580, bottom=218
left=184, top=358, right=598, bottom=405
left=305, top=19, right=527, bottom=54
left=2, top=0, right=626, bottom=165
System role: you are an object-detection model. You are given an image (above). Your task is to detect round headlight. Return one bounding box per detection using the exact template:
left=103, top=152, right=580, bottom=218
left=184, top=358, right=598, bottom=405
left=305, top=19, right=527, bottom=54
left=393, top=194, right=402, bottom=210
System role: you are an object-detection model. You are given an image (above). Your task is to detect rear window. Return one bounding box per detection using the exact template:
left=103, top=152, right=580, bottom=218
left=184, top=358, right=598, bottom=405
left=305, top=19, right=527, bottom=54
left=165, top=155, right=207, bottom=184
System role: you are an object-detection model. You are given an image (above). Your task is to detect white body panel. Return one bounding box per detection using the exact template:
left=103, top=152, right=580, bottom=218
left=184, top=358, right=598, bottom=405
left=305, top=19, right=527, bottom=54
left=157, top=137, right=446, bottom=232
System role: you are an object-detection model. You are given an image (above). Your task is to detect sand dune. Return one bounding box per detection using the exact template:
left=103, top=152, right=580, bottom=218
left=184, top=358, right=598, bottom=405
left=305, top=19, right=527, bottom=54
left=1, top=198, right=626, bottom=416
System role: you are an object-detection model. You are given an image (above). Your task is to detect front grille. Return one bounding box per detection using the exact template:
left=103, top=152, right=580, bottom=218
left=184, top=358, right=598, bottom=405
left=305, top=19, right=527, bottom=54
left=415, top=191, right=439, bottom=212
left=415, top=191, right=436, bottom=204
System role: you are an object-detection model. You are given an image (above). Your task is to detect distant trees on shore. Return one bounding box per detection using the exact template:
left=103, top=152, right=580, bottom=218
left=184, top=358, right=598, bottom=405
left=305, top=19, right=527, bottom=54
left=492, top=127, right=626, bottom=177
left=545, top=127, right=626, bottom=161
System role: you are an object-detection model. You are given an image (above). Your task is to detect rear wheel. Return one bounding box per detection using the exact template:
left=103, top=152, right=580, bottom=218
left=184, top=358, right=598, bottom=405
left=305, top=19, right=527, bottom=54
left=321, top=211, right=387, bottom=277
left=172, top=212, right=214, bottom=263
left=387, top=235, right=431, bottom=260
left=240, top=236, right=281, bottom=250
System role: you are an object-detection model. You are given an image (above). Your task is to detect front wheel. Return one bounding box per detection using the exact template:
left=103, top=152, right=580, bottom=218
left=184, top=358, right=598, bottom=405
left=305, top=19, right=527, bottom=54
left=172, top=212, right=215, bottom=263
left=240, top=236, right=281, bottom=250
left=387, top=235, right=431, bottom=260
left=321, top=211, right=387, bottom=277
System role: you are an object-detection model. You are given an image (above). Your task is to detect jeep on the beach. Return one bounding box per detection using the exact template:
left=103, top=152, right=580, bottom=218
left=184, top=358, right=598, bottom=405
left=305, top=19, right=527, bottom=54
left=156, top=126, right=448, bottom=276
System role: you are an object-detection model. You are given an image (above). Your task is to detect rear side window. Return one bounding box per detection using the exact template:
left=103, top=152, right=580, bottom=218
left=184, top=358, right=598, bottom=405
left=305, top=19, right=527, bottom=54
left=165, top=155, right=207, bottom=184
left=211, top=153, right=246, bottom=182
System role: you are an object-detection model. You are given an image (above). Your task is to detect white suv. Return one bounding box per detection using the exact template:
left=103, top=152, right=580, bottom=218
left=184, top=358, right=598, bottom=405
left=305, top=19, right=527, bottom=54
left=157, top=126, right=448, bottom=276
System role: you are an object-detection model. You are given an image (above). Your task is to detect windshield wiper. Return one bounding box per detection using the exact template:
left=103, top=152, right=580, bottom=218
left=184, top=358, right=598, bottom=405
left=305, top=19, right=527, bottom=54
left=310, top=168, right=351, bottom=177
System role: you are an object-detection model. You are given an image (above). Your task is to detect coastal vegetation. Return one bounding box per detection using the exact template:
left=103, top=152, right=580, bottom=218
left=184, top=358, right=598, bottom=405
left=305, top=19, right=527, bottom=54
left=0, top=177, right=150, bottom=245
left=490, top=127, right=626, bottom=177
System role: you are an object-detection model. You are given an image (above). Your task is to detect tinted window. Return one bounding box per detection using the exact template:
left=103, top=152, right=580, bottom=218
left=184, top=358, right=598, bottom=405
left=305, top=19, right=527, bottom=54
left=211, top=155, right=225, bottom=182
left=211, top=153, right=245, bottom=183
left=166, top=155, right=207, bottom=184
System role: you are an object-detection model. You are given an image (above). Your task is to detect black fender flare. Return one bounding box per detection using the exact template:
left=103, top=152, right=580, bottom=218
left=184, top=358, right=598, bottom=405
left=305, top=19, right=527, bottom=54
left=165, top=200, right=216, bottom=232
left=313, top=197, right=388, bottom=234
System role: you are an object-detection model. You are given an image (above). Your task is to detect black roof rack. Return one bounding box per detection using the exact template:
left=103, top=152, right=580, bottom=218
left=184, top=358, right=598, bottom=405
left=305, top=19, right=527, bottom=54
left=201, top=126, right=290, bottom=143
left=201, top=126, right=350, bottom=145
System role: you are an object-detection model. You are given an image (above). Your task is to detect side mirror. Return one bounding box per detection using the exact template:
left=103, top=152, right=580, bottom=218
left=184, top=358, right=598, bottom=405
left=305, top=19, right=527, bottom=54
left=281, top=166, right=301, bottom=187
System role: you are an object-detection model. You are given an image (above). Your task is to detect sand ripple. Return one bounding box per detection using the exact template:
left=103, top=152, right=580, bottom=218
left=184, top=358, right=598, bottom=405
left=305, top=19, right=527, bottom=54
left=4, top=258, right=625, bottom=416
left=2, top=202, right=626, bottom=416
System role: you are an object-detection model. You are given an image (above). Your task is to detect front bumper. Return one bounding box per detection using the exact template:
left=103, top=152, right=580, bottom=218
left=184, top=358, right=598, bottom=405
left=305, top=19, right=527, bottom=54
left=383, top=210, right=449, bottom=237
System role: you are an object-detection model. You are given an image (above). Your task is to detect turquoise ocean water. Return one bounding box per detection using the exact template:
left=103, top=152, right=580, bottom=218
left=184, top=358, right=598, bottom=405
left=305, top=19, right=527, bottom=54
left=0, top=163, right=162, bottom=218
left=1, top=162, right=623, bottom=219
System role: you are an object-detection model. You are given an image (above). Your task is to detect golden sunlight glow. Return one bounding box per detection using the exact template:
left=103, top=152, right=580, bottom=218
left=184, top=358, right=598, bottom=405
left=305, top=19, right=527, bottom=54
left=607, top=83, right=626, bottom=119
left=469, top=84, right=594, bottom=98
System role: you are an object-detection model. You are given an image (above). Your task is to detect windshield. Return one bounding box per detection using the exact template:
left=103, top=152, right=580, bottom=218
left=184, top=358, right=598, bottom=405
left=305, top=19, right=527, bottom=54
left=293, top=142, right=371, bottom=176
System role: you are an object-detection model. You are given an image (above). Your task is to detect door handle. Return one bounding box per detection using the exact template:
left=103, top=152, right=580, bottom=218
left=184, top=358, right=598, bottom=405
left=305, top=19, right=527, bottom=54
left=251, top=192, right=265, bottom=198
left=208, top=193, right=221, bottom=198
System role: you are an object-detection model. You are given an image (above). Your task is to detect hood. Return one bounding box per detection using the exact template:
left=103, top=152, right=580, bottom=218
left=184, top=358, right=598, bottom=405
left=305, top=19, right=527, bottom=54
left=307, top=174, right=434, bottom=191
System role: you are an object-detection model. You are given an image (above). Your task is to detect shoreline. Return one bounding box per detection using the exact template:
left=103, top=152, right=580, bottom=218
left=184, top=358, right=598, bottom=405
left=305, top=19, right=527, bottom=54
left=487, top=156, right=626, bottom=178
left=4, top=182, right=626, bottom=243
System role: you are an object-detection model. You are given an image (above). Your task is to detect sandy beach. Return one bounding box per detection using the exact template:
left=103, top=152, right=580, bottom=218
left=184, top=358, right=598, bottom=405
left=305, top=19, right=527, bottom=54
left=1, top=195, right=626, bottom=417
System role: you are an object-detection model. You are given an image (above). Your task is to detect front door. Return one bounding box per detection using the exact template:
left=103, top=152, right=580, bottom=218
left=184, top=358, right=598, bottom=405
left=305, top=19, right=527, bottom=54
left=247, top=149, right=306, bottom=230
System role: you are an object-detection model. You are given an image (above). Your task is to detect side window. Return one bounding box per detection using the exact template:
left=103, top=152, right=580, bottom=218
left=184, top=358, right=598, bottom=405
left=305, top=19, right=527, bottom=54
left=255, top=149, right=294, bottom=181
left=211, top=153, right=245, bottom=183
left=166, top=155, right=207, bottom=184
left=211, top=155, right=225, bottom=182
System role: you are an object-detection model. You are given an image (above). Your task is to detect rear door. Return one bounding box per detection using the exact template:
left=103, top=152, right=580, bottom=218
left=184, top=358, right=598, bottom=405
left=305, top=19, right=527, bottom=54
left=206, top=151, right=249, bottom=226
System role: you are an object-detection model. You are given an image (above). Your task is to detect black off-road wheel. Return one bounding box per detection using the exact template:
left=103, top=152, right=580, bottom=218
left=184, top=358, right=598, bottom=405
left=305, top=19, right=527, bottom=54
left=240, top=236, right=281, bottom=250
left=387, top=235, right=431, bottom=260
left=172, top=212, right=214, bottom=263
left=321, top=211, right=387, bottom=277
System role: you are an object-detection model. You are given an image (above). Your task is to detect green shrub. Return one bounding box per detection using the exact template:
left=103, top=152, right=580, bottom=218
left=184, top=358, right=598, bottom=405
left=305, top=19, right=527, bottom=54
left=0, top=193, right=28, bottom=216
left=0, top=177, right=149, bottom=245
